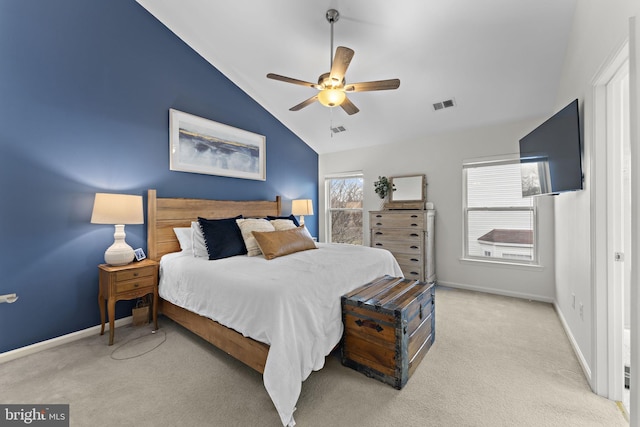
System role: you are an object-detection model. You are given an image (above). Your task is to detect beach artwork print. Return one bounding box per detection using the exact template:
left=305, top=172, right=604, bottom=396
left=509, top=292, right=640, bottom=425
left=169, top=109, right=265, bottom=181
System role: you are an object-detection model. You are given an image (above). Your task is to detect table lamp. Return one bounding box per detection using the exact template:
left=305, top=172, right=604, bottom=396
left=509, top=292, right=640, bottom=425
left=292, top=199, right=313, bottom=226
left=91, top=193, right=144, bottom=266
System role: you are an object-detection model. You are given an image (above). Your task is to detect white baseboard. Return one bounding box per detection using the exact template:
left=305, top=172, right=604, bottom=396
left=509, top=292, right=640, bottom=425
left=436, top=280, right=555, bottom=303
left=553, top=302, right=592, bottom=385
left=0, top=316, right=132, bottom=365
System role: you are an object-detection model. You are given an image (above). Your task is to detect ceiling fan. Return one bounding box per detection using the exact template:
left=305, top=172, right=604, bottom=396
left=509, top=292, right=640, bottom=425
left=266, top=9, right=400, bottom=115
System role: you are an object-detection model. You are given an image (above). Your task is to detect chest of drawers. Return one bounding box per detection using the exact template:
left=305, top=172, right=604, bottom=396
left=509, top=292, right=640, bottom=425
left=369, top=210, right=435, bottom=283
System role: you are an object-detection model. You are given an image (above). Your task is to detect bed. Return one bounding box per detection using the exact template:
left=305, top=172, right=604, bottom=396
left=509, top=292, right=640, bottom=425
left=147, top=189, right=402, bottom=426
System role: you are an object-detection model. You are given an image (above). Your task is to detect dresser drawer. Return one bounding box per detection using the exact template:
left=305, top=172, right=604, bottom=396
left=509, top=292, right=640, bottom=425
left=370, top=212, right=425, bottom=229
left=372, top=239, right=423, bottom=255
left=395, top=253, right=423, bottom=279
left=115, top=276, right=156, bottom=293
left=371, top=228, right=422, bottom=242
left=115, top=266, right=156, bottom=282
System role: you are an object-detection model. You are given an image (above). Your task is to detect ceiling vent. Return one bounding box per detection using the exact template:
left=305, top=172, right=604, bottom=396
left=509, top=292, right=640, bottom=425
left=331, top=125, right=347, bottom=134
left=433, top=98, right=456, bottom=111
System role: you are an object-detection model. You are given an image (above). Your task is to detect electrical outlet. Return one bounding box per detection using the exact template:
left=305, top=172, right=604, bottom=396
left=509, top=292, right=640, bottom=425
left=579, top=303, right=584, bottom=320
left=572, top=293, right=575, bottom=309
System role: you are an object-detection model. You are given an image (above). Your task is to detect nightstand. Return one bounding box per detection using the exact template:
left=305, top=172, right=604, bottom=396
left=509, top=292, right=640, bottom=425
left=98, top=259, right=159, bottom=345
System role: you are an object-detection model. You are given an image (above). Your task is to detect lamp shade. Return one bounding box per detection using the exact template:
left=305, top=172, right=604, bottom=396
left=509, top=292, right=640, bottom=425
left=291, top=199, right=314, bottom=216
left=91, top=193, right=143, bottom=266
left=91, top=193, right=143, bottom=225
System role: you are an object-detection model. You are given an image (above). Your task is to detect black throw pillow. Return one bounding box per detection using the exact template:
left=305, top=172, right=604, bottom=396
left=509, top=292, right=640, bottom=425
left=197, top=215, right=246, bottom=260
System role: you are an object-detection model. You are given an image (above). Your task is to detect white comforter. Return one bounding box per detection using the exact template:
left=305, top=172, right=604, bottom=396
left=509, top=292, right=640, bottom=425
left=159, top=243, right=402, bottom=426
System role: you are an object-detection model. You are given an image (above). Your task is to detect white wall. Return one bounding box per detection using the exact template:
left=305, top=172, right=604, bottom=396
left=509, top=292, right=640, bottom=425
left=552, top=0, right=640, bottom=388
left=319, top=117, right=556, bottom=302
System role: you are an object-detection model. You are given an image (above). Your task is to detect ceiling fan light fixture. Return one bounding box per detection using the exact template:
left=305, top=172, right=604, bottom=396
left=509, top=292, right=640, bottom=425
left=318, top=88, right=346, bottom=107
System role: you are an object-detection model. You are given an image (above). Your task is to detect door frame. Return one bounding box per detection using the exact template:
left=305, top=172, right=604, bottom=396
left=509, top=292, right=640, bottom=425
left=591, top=39, right=629, bottom=400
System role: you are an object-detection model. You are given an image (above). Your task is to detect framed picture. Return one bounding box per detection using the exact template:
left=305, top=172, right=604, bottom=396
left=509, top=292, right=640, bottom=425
left=169, top=109, right=266, bottom=181
left=134, top=248, right=146, bottom=261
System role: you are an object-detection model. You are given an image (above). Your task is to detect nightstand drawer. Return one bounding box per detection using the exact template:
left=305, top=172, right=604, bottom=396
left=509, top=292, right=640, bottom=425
left=115, top=266, right=156, bottom=282
left=115, top=276, right=155, bottom=293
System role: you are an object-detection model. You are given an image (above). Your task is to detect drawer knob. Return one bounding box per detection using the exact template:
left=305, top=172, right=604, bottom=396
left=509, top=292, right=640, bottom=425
left=375, top=243, right=383, bottom=246
left=411, top=215, right=418, bottom=218
left=410, top=245, right=418, bottom=249
left=410, top=258, right=419, bottom=262
left=410, top=271, right=419, bottom=276
left=410, top=233, right=419, bottom=237
left=411, top=223, right=418, bottom=227
left=134, top=283, right=139, bottom=288
left=376, top=223, right=382, bottom=226
left=133, top=272, right=139, bottom=277
left=376, top=215, right=382, bottom=218
left=375, top=232, right=383, bottom=235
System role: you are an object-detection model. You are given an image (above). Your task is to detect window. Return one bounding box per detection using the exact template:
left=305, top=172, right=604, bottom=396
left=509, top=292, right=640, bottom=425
left=326, top=173, right=363, bottom=244
left=463, top=159, right=537, bottom=264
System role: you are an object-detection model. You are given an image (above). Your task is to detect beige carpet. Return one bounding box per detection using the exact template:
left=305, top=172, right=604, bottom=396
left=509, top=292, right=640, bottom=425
left=0, top=287, right=627, bottom=426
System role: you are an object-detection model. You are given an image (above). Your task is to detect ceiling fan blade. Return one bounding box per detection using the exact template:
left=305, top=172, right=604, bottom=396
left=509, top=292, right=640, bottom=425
left=290, top=95, right=319, bottom=111
left=344, top=79, right=400, bottom=92
left=329, top=46, right=354, bottom=85
left=340, top=96, right=359, bottom=115
left=267, top=73, right=320, bottom=89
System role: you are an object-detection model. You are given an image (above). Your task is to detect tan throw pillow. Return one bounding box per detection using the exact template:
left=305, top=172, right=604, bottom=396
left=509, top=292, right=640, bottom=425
left=236, top=218, right=276, bottom=256
left=252, top=226, right=317, bottom=260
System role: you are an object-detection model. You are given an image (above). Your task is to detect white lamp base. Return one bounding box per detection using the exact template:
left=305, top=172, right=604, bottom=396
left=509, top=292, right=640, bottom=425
left=104, top=224, right=135, bottom=266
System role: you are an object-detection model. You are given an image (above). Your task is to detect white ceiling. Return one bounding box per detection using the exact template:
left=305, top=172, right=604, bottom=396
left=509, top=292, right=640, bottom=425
left=136, top=0, right=577, bottom=155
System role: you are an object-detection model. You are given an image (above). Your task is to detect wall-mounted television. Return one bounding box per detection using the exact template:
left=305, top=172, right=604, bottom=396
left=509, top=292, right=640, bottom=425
left=519, top=99, right=583, bottom=196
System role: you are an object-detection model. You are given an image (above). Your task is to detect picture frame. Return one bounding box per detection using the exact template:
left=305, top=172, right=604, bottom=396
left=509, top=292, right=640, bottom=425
left=134, top=248, right=146, bottom=262
left=169, top=109, right=266, bottom=181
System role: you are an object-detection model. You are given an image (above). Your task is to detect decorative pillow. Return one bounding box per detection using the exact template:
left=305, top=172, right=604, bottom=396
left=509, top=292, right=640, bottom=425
left=173, top=227, right=192, bottom=252
left=236, top=218, right=276, bottom=256
left=265, top=214, right=300, bottom=227
left=190, top=221, right=209, bottom=258
left=197, top=216, right=246, bottom=260
left=269, top=219, right=298, bottom=231
left=252, top=226, right=317, bottom=260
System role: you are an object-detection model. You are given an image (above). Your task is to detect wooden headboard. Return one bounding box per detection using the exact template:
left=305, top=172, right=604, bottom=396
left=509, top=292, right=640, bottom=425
left=147, top=189, right=281, bottom=261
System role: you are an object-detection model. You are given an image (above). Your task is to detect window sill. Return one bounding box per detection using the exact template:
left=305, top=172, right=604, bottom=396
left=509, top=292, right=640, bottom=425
left=459, top=257, right=544, bottom=271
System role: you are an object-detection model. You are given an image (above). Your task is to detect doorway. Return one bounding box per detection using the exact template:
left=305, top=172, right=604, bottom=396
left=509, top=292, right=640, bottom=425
left=606, top=54, right=631, bottom=412
left=591, top=38, right=632, bottom=416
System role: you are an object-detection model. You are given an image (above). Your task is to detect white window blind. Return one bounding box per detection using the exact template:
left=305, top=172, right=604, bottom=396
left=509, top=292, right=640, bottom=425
left=463, top=160, right=537, bottom=264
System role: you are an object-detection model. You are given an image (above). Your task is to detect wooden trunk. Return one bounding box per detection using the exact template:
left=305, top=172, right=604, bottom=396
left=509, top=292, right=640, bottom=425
left=341, top=275, right=435, bottom=389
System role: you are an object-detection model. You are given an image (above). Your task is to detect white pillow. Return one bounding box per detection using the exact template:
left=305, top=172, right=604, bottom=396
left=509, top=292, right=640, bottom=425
left=191, top=221, right=208, bottom=258
left=236, top=218, right=276, bottom=256
left=269, top=219, right=297, bottom=231
left=173, top=227, right=192, bottom=252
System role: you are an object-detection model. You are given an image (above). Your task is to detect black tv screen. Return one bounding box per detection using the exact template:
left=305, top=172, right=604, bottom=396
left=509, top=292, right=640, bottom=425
left=519, top=99, right=583, bottom=196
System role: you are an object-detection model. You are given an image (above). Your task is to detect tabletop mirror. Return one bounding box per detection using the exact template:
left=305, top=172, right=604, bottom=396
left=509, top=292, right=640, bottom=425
left=386, top=174, right=426, bottom=209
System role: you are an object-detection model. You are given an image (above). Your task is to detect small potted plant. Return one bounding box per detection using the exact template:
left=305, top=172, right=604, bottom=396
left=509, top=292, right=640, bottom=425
left=374, top=176, right=395, bottom=200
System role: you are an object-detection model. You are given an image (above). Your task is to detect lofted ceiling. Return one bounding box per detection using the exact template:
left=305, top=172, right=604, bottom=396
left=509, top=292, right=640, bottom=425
left=135, top=0, right=577, bottom=155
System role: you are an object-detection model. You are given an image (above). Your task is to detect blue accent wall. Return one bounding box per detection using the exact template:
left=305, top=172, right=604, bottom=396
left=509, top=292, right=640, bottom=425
left=0, top=0, right=318, bottom=353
